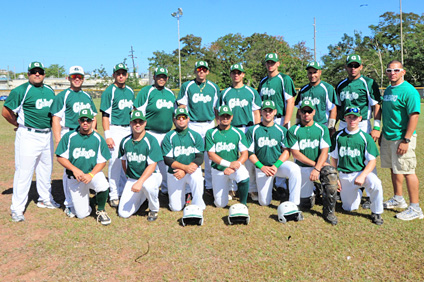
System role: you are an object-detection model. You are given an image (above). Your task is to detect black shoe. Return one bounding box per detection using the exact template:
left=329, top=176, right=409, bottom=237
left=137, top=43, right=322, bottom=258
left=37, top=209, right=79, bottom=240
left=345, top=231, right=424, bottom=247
left=324, top=212, right=338, bottom=225
left=362, top=197, right=371, bottom=209
left=147, top=211, right=158, bottom=222
left=371, top=213, right=384, bottom=225
left=96, top=210, right=111, bottom=226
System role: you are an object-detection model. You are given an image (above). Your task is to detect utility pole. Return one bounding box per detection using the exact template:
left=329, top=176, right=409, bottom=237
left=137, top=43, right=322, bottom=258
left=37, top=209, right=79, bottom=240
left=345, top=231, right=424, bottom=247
left=400, top=0, right=404, bottom=65
left=313, top=17, right=317, bottom=61
left=128, top=46, right=138, bottom=75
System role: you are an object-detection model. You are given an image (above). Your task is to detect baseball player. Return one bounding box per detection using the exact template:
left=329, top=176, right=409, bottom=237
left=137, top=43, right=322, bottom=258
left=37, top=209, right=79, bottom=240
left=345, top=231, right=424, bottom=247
left=330, top=107, right=384, bottom=225
left=100, top=63, right=134, bottom=208
left=55, top=109, right=112, bottom=225
left=286, top=100, right=337, bottom=224
left=219, top=63, right=261, bottom=201
left=50, top=66, right=98, bottom=218
left=176, top=60, right=220, bottom=194
left=134, top=67, right=175, bottom=194
left=2, top=61, right=59, bottom=222
left=246, top=100, right=301, bottom=207
left=205, top=105, right=250, bottom=208
left=162, top=108, right=205, bottom=211
left=118, top=110, right=163, bottom=221
left=295, top=61, right=338, bottom=135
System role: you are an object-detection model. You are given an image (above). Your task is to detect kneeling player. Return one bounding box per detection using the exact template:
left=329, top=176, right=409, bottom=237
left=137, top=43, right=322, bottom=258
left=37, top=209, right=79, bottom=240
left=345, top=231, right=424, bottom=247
left=162, top=108, right=205, bottom=211
left=56, top=109, right=112, bottom=225
left=246, top=100, right=301, bottom=206
left=330, top=107, right=384, bottom=225
left=205, top=106, right=250, bottom=208
left=118, top=111, right=163, bottom=221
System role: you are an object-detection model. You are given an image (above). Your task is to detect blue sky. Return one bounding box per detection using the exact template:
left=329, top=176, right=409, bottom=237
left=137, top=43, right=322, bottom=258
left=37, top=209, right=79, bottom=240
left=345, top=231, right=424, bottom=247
left=1, top=0, right=422, bottom=75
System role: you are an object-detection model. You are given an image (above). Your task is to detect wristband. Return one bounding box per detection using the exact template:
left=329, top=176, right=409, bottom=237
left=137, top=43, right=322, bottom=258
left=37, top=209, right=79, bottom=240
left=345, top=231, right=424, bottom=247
left=104, top=130, right=111, bottom=139
left=328, top=118, right=336, bottom=129
left=314, top=167, right=320, bottom=173
left=220, top=159, right=231, bottom=168
left=255, top=161, right=264, bottom=169
left=88, top=173, right=94, bottom=178
left=373, top=120, right=381, bottom=131
left=274, top=160, right=283, bottom=168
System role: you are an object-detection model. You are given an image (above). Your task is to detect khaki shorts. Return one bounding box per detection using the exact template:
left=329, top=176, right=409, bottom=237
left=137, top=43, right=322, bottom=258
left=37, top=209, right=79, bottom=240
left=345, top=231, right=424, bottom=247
left=381, top=134, right=417, bottom=174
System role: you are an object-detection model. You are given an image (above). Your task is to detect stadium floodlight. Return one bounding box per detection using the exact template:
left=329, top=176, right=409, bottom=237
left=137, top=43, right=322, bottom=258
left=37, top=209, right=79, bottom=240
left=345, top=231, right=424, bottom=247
left=171, top=8, right=183, bottom=88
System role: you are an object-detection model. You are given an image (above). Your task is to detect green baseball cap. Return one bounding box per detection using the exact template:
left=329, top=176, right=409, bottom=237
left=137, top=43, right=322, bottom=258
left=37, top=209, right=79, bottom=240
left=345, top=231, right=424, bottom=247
left=113, top=63, right=128, bottom=73
left=174, top=107, right=188, bottom=118
left=306, top=61, right=322, bottom=70
left=131, top=110, right=146, bottom=121
left=154, top=67, right=168, bottom=76
left=195, top=61, right=209, bottom=70
left=346, top=54, right=362, bottom=65
left=344, top=107, right=361, bottom=117
left=262, top=100, right=276, bottom=110
left=265, top=53, right=279, bottom=62
left=218, top=105, right=233, bottom=116
left=300, top=100, right=316, bottom=111
left=230, top=63, right=245, bottom=73
left=79, top=108, right=94, bottom=119
left=28, top=61, right=45, bottom=71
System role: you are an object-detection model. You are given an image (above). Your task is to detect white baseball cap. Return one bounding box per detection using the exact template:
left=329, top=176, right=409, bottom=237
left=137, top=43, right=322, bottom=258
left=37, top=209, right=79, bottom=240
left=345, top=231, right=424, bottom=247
left=69, top=66, right=84, bottom=76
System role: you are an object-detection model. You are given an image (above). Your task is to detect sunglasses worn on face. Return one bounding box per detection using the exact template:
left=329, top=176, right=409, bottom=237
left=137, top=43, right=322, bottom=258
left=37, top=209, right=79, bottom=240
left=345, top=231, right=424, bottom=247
left=29, top=69, right=45, bottom=75
left=196, top=67, right=208, bottom=72
left=300, top=109, right=313, bottom=114
left=176, top=115, right=187, bottom=120
left=345, top=107, right=360, bottom=114
left=386, top=68, right=403, bottom=74
left=70, top=74, right=84, bottom=79
left=347, top=64, right=360, bottom=69
left=79, top=118, right=93, bottom=123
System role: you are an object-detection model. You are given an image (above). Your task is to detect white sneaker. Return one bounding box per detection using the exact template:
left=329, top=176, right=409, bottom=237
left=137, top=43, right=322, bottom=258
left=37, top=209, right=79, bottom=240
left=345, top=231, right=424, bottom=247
left=383, top=197, right=408, bottom=209
left=64, top=207, right=76, bottom=218
left=249, top=192, right=258, bottom=201
left=11, top=212, right=25, bottom=222
left=37, top=200, right=60, bottom=209
left=396, top=206, right=424, bottom=221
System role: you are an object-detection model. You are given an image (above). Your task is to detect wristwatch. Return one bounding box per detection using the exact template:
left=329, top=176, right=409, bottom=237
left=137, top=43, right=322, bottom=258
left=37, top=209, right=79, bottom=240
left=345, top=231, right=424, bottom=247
left=403, top=138, right=411, bottom=143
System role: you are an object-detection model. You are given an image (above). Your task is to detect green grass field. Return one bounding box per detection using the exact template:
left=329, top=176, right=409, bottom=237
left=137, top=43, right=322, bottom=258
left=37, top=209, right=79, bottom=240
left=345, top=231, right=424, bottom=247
left=0, top=99, right=423, bottom=281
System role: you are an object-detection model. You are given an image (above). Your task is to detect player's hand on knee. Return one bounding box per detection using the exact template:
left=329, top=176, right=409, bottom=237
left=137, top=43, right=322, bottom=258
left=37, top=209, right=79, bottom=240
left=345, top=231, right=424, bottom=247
left=81, top=174, right=92, bottom=184
left=262, top=166, right=275, bottom=177
left=224, top=168, right=235, bottom=176
left=73, top=169, right=85, bottom=182
left=106, top=138, right=115, bottom=149
left=354, top=175, right=365, bottom=186
left=337, top=180, right=342, bottom=192
left=131, top=181, right=143, bottom=193
left=173, top=169, right=186, bottom=180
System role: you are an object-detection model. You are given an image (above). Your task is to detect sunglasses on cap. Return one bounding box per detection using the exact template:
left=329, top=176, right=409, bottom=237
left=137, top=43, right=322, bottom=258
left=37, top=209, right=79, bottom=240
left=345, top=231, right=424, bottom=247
left=29, top=69, right=45, bottom=75
left=70, top=74, right=84, bottom=79
left=79, top=117, right=93, bottom=123
left=300, top=108, right=314, bottom=114
left=347, top=63, right=360, bottom=69
left=196, top=67, right=208, bottom=72
left=345, top=107, right=360, bottom=114
left=386, top=68, right=404, bottom=74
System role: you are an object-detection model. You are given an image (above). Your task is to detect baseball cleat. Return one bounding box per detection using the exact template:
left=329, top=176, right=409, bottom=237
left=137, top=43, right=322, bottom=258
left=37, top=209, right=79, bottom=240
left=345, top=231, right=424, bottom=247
left=96, top=210, right=111, bottom=225
left=11, top=212, right=25, bottom=222
left=64, top=207, right=76, bottom=218
left=371, top=213, right=384, bottom=225
left=37, top=200, right=60, bottom=209
left=147, top=211, right=158, bottom=222
left=110, top=199, right=119, bottom=208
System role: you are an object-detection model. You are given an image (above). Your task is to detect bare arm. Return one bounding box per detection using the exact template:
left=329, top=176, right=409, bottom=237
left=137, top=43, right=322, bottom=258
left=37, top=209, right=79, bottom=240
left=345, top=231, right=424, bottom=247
left=253, top=110, right=260, bottom=124
left=2, top=106, right=18, bottom=127
left=284, top=97, right=295, bottom=128
left=370, top=104, right=381, bottom=141
left=102, top=115, right=115, bottom=149
left=52, top=116, right=62, bottom=147
left=397, top=113, right=419, bottom=155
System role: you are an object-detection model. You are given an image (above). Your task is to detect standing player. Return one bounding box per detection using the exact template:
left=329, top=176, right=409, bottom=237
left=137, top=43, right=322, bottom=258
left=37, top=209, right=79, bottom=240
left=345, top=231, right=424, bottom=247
left=50, top=66, right=98, bottom=217
left=287, top=100, right=336, bottom=224
left=162, top=108, right=205, bottom=211
left=258, top=53, right=296, bottom=129
left=380, top=60, right=422, bottom=220
left=205, top=105, right=250, bottom=208
left=176, top=61, right=220, bottom=194
left=100, top=63, right=134, bottom=208
left=246, top=100, right=301, bottom=207
left=330, top=107, right=384, bottom=225
left=118, top=110, right=163, bottom=221
left=134, top=67, right=176, bottom=194
left=296, top=61, right=338, bottom=135
left=56, top=109, right=112, bottom=225
left=2, top=61, right=59, bottom=222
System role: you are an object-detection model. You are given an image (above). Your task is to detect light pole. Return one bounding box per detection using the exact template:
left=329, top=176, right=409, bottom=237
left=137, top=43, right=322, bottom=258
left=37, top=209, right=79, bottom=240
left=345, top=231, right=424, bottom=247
left=171, top=8, right=183, bottom=88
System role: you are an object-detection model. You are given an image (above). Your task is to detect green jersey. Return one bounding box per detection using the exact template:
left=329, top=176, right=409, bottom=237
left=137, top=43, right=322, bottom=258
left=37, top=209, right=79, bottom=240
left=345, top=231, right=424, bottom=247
left=336, top=75, right=381, bottom=122
left=219, top=85, right=261, bottom=127
left=245, top=123, right=288, bottom=166
left=287, top=122, right=331, bottom=167
left=258, top=73, right=296, bottom=117
left=205, top=126, right=249, bottom=171
left=330, top=128, right=379, bottom=173
left=177, top=80, right=220, bottom=122
left=134, top=85, right=176, bottom=133
left=55, top=128, right=111, bottom=173
left=296, top=81, right=338, bottom=124
left=161, top=128, right=204, bottom=173
left=382, top=81, right=420, bottom=141
left=4, top=82, right=55, bottom=129
left=118, top=132, right=163, bottom=179
left=100, top=84, right=134, bottom=126
left=50, top=88, right=97, bottom=129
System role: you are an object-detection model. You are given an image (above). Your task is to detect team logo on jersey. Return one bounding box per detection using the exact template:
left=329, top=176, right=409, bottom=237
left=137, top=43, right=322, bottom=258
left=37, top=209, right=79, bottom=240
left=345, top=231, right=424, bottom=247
left=383, top=95, right=398, bottom=102
left=72, top=148, right=95, bottom=159
left=156, top=99, right=174, bottom=109
left=216, top=142, right=236, bottom=152
left=118, top=99, right=133, bottom=110
left=35, top=98, right=53, bottom=109
left=339, top=146, right=361, bottom=158
left=258, top=137, right=278, bottom=148
left=260, top=88, right=276, bottom=96
left=174, top=146, right=196, bottom=157
left=228, top=98, right=248, bottom=108
left=73, top=102, right=91, bottom=113
left=339, top=91, right=359, bottom=101
left=303, top=97, right=320, bottom=106
left=127, top=152, right=147, bottom=163
left=299, top=139, right=319, bottom=150
left=192, top=93, right=212, bottom=103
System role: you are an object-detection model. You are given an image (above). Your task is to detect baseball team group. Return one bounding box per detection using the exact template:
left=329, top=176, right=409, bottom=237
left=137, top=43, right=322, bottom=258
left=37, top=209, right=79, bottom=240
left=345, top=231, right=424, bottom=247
left=2, top=52, right=421, bottom=226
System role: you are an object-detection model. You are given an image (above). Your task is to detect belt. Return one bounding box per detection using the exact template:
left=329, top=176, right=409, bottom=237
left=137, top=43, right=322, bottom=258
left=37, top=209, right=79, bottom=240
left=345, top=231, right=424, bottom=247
left=234, top=122, right=253, bottom=128
left=276, top=114, right=283, bottom=118
left=27, top=128, right=51, bottom=134
left=111, top=124, right=130, bottom=127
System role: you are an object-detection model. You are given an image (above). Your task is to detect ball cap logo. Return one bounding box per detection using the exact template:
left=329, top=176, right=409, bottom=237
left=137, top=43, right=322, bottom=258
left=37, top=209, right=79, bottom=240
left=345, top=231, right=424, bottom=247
left=28, top=61, right=45, bottom=71
left=154, top=67, right=168, bottom=76
left=306, top=61, right=322, bottom=70
left=131, top=110, right=146, bottom=121
left=174, top=107, right=188, bottom=117
left=262, top=100, right=276, bottom=110
left=346, top=54, right=362, bottom=65
left=265, top=53, right=279, bottom=62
